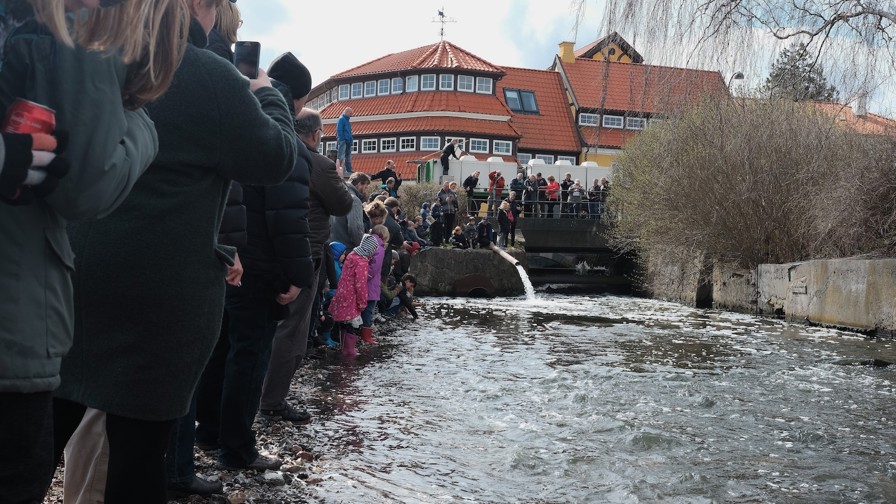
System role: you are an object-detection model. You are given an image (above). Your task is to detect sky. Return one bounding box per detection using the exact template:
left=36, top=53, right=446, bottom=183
left=233, top=0, right=894, bottom=117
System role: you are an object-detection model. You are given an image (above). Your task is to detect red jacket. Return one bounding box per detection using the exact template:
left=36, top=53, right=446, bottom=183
left=488, top=171, right=505, bottom=197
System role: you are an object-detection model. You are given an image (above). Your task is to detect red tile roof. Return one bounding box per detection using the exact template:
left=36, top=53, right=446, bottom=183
left=810, top=101, right=896, bottom=136
left=497, top=66, right=581, bottom=153
left=333, top=40, right=505, bottom=79
left=560, top=58, right=727, bottom=114
left=573, top=32, right=644, bottom=63
left=578, top=126, right=639, bottom=148
left=319, top=91, right=512, bottom=119
left=321, top=116, right=520, bottom=138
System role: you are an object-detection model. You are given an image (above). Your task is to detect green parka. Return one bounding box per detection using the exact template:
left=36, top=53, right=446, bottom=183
left=0, top=11, right=158, bottom=393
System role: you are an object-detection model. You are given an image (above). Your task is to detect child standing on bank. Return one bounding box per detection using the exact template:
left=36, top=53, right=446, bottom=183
left=330, top=234, right=379, bottom=357
left=360, top=225, right=389, bottom=344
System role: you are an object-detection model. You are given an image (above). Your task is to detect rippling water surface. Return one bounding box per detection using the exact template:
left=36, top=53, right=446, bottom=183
left=302, top=295, right=896, bottom=503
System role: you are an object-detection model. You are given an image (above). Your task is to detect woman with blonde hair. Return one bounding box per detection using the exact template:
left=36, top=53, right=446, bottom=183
left=0, top=1, right=187, bottom=501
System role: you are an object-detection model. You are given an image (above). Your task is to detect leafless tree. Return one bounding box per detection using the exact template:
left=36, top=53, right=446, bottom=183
left=583, top=0, right=895, bottom=108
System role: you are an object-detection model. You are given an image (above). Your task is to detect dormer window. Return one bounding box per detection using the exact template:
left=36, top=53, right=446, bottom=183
left=626, top=117, right=646, bottom=130
left=458, top=75, right=474, bottom=92
left=378, top=79, right=390, bottom=95
left=476, top=77, right=493, bottom=94
left=421, top=74, right=436, bottom=91
left=603, top=115, right=624, bottom=128
left=439, top=74, right=455, bottom=90
left=351, top=82, right=363, bottom=99
left=579, top=113, right=599, bottom=126
left=406, top=75, right=419, bottom=92
left=364, top=81, right=376, bottom=97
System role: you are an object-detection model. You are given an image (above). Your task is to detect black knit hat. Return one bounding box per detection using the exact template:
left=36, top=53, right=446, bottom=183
left=268, top=52, right=311, bottom=100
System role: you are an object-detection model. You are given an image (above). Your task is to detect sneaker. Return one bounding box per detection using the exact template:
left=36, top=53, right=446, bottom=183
left=259, top=403, right=312, bottom=425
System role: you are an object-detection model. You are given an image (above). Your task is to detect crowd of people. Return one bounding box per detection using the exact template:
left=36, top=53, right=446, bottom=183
left=0, top=1, right=421, bottom=502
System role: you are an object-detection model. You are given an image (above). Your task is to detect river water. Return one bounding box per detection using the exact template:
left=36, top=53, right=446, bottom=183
left=301, top=294, right=896, bottom=503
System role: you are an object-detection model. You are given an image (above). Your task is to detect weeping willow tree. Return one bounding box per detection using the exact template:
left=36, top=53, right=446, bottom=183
left=608, top=97, right=896, bottom=269
left=575, top=0, right=895, bottom=107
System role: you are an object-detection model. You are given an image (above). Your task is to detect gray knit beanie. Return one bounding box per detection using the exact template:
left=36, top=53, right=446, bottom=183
left=354, top=234, right=378, bottom=258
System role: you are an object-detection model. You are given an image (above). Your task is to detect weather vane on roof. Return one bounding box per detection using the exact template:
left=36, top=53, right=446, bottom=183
left=434, top=7, right=456, bottom=40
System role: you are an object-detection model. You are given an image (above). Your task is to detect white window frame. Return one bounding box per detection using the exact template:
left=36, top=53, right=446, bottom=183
left=391, top=77, right=403, bottom=94
left=351, top=82, right=363, bottom=99
left=468, top=138, right=489, bottom=153
left=439, top=74, right=455, bottom=90
left=351, top=140, right=358, bottom=154
left=579, top=113, right=599, bottom=126
left=517, top=153, right=532, bottom=165
left=406, top=75, right=419, bottom=92
left=476, top=77, right=493, bottom=94
left=535, top=154, right=555, bottom=164
left=421, top=136, right=440, bottom=150
left=421, top=74, right=436, bottom=91
left=493, top=140, right=512, bottom=155
left=626, top=117, right=647, bottom=130
left=400, top=137, right=416, bottom=151
left=603, top=115, right=624, bottom=129
left=445, top=137, right=465, bottom=149
left=378, top=79, right=390, bottom=96
left=364, top=81, right=376, bottom=97
left=317, top=143, right=324, bottom=154
left=338, top=84, right=350, bottom=100
left=361, top=139, right=377, bottom=153
left=458, top=75, right=474, bottom=92
left=557, top=156, right=577, bottom=164
left=325, top=141, right=336, bottom=153
left=380, top=137, right=397, bottom=152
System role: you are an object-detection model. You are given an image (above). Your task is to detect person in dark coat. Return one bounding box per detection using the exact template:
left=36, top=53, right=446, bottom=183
left=53, top=9, right=299, bottom=498
left=476, top=217, right=495, bottom=249
left=440, top=138, right=462, bottom=175
left=370, top=159, right=402, bottom=192
left=330, top=172, right=370, bottom=249
left=260, top=107, right=352, bottom=424
left=462, top=170, right=480, bottom=216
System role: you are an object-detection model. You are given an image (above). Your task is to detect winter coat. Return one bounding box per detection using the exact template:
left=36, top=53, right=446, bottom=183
left=476, top=220, right=494, bottom=247
left=509, top=176, right=525, bottom=198
left=450, top=232, right=470, bottom=249
left=524, top=179, right=538, bottom=203
left=462, top=174, right=478, bottom=196
left=330, top=252, right=369, bottom=322
left=488, top=171, right=505, bottom=198
left=438, top=188, right=458, bottom=214
left=546, top=181, right=561, bottom=200
left=568, top=183, right=585, bottom=203
left=0, top=7, right=158, bottom=393
left=560, top=178, right=573, bottom=201
left=218, top=182, right=247, bottom=248
left=330, top=182, right=366, bottom=249
left=307, top=148, right=353, bottom=260
left=367, top=235, right=385, bottom=302
left=370, top=167, right=402, bottom=191
left=498, top=209, right=511, bottom=233
left=56, top=21, right=298, bottom=420
left=236, top=144, right=313, bottom=293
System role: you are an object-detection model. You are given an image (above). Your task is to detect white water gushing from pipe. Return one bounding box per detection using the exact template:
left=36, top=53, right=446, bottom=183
left=515, top=264, right=537, bottom=301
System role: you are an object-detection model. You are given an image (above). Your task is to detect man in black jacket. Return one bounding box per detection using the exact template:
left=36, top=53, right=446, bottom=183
left=259, top=108, right=352, bottom=423
left=212, top=53, right=314, bottom=472
left=462, top=170, right=479, bottom=216
left=370, top=159, right=402, bottom=193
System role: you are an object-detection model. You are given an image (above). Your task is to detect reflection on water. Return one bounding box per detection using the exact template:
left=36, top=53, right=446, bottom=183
left=301, top=295, right=896, bottom=503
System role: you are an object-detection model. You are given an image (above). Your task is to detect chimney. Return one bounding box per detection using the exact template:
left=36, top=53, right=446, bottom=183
left=856, top=95, right=868, bottom=117
left=558, top=41, right=575, bottom=64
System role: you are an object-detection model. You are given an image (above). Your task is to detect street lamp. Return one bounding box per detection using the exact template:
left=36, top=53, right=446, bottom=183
left=727, top=71, right=744, bottom=92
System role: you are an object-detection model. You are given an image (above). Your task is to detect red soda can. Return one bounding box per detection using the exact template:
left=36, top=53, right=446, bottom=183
left=2, top=98, right=56, bottom=134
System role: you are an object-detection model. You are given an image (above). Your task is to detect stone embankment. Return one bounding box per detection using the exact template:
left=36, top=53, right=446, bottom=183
left=649, top=257, right=896, bottom=336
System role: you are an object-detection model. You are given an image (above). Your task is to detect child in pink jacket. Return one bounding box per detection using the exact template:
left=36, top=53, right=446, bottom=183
left=330, top=234, right=379, bottom=356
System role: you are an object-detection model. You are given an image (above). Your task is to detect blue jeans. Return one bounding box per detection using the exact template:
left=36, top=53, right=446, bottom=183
left=361, top=300, right=376, bottom=327
left=588, top=201, right=599, bottom=219
left=337, top=139, right=352, bottom=174
left=216, top=275, right=281, bottom=467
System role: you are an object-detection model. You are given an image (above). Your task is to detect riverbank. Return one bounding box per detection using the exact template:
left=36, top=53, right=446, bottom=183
left=646, top=255, right=896, bottom=337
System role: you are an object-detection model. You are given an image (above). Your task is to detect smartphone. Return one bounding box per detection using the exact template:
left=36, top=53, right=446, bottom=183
left=233, top=41, right=261, bottom=79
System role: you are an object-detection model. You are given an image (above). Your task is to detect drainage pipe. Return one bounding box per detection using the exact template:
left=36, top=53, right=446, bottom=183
left=488, top=243, right=521, bottom=267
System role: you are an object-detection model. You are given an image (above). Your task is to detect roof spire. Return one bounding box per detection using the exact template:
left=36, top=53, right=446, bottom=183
left=434, top=7, right=456, bottom=40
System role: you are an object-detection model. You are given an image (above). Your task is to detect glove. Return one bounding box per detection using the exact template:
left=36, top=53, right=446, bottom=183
left=0, top=130, right=69, bottom=205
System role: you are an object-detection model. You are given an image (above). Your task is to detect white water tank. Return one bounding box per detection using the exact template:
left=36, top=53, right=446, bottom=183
left=486, top=156, right=504, bottom=163
left=556, top=160, right=572, bottom=165
left=460, top=155, right=478, bottom=161
left=580, top=161, right=599, bottom=167
left=527, top=158, right=545, bottom=166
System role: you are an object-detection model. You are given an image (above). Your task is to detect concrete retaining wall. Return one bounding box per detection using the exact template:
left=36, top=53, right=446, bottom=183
left=411, top=247, right=527, bottom=297
left=648, top=256, right=896, bottom=334
left=644, top=250, right=712, bottom=307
